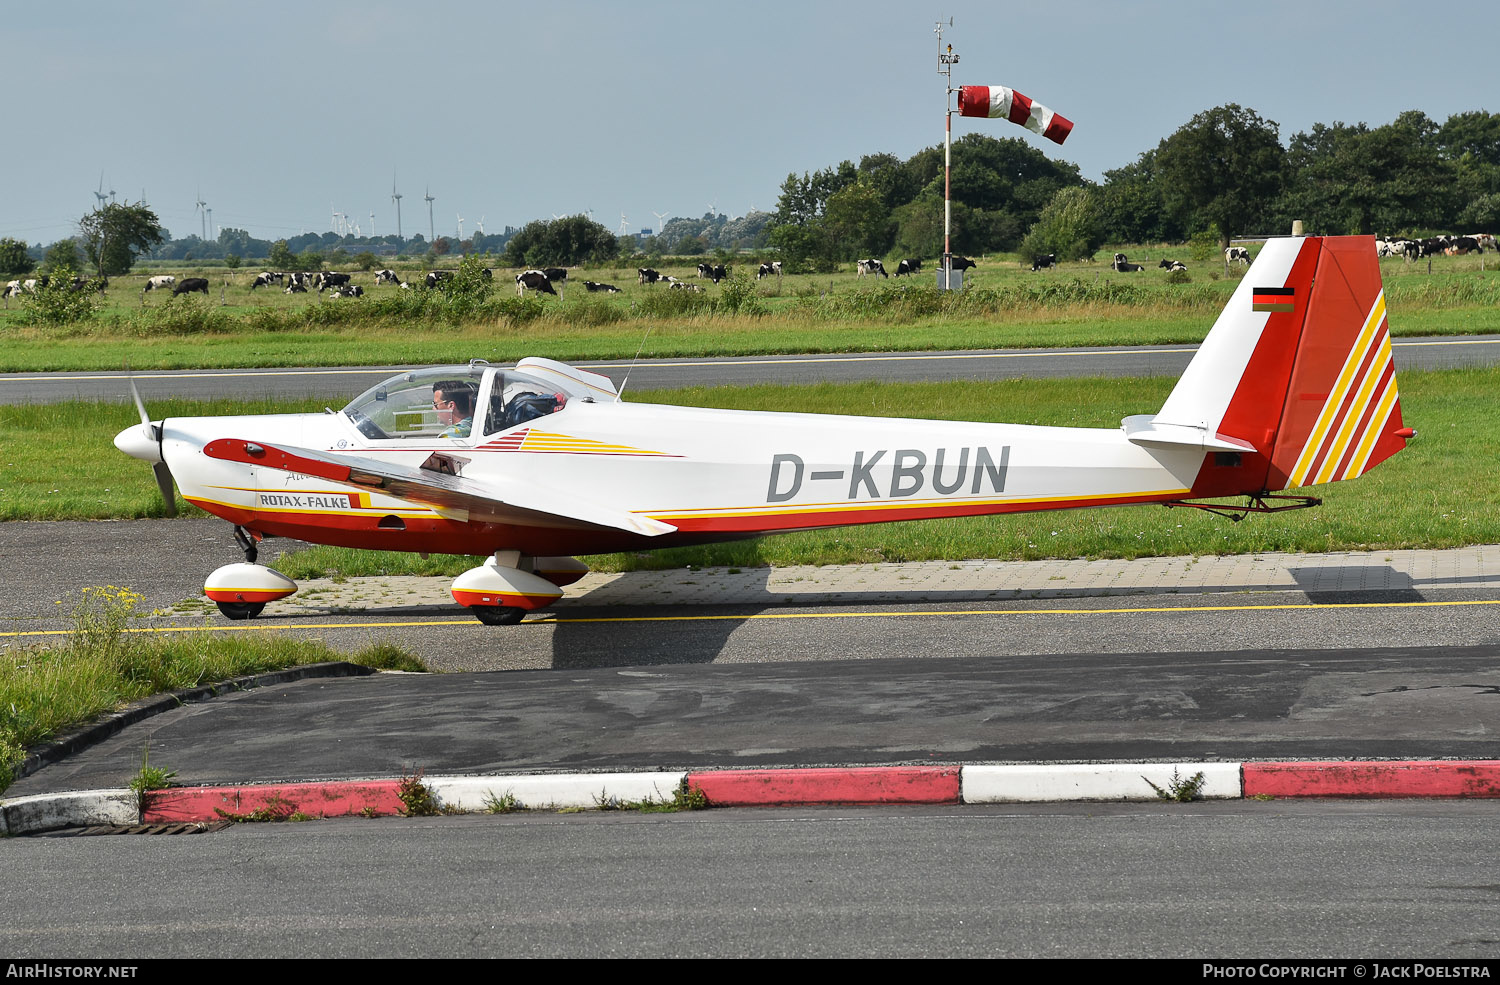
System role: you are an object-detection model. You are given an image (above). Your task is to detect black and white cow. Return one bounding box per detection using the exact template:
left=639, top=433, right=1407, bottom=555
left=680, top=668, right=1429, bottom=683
left=172, top=277, right=210, bottom=296
left=1418, top=237, right=1452, bottom=258
left=3, top=280, right=20, bottom=299
left=1158, top=259, right=1188, bottom=272
left=1111, top=253, right=1144, bottom=272
left=638, top=267, right=663, bottom=284
left=948, top=256, right=977, bottom=271
left=1447, top=236, right=1482, bottom=255
left=425, top=270, right=454, bottom=288
left=250, top=271, right=283, bottom=290
left=1031, top=254, right=1057, bottom=271
left=516, top=270, right=557, bottom=296
left=584, top=281, right=621, bottom=292
left=894, top=258, right=923, bottom=277
left=374, top=269, right=399, bottom=285
left=142, top=275, right=176, bottom=293
left=670, top=281, right=703, bottom=291
left=696, top=263, right=728, bottom=283
left=1225, top=247, right=1252, bottom=265
left=328, top=285, right=364, bottom=298
left=857, top=259, right=888, bottom=278
left=316, top=272, right=351, bottom=293
left=541, top=267, right=568, bottom=283
left=757, top=261, right=782, bottom=279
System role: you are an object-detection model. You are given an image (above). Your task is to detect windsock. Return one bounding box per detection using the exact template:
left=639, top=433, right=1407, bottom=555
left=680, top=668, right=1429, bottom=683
left=958, top=85, right=1073, bottom=145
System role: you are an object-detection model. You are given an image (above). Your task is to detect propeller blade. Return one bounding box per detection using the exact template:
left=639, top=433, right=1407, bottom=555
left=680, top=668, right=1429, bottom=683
left=153, top=461, right=178, bottom=518
left=127, top=368, right=175, bottom=515
left=129, top=375, right=150, bottom=426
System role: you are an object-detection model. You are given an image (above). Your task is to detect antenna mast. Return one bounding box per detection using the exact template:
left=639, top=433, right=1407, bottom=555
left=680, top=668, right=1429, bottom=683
left=392, top=171, right=403, bottom=240
left=936, top=18, right=960, bottom=290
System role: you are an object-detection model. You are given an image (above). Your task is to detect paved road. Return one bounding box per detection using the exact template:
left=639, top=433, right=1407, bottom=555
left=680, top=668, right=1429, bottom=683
left=6, top=519, right=1500, bottom=797
left=7, top=803, right=1498, bottom=958
left=4, top=335, right=1499, bottom=403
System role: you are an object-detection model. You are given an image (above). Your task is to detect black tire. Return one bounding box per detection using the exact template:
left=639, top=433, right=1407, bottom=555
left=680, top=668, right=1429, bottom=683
left=470, top=605, right=526, bottom=626
left=216, top=601, right=266, bottom=620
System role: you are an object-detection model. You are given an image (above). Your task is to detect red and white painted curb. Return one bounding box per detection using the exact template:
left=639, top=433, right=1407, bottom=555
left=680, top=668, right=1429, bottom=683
left=5, top=760, right=1498, bottom=836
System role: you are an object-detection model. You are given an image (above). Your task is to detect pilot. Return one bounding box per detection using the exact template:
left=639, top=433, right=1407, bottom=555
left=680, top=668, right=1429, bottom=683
left=433, top=381, right=478, bottom=438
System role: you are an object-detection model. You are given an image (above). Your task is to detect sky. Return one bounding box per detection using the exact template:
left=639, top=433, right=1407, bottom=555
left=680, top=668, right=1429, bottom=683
left=6, top=0, right=1498, bottom=248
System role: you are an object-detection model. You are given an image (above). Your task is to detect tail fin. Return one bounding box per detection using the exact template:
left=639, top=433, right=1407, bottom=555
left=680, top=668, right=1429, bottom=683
left=1152, top=235, right=1409, bottom=496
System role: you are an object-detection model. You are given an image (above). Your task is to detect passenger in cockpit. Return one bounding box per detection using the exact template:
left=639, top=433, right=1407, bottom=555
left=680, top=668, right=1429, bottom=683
left=501, top=390, right=568, bottom=430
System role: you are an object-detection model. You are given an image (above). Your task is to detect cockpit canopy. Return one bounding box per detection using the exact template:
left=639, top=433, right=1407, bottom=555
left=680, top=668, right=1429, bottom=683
left=342, top=364, right=569, bottom=440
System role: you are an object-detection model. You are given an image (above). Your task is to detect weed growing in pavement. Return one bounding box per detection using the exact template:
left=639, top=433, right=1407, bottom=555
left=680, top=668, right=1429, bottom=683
left=483, top=790, right=522, bottom=814
left=1144, top=769, right=1207, bottom=802
left=592, top=781, right=709, bottom=813
left=397, top=767, right=457, bottom=816
left=128, top=744, right=177, bottom=811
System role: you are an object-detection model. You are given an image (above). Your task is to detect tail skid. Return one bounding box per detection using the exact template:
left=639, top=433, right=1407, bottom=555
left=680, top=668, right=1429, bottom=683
left=1145, top=235, right=1409, bottom=500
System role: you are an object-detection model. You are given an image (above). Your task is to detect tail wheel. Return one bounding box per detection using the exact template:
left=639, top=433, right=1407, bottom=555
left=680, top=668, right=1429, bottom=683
left=216, top=601, right=266, bottom=620
left=470, top=606, right=526, bottom=626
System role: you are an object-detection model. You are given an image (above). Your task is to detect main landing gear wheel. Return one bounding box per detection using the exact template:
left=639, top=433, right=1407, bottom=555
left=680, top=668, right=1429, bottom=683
left=216, top=601, right=266, bottom=620
left=470, top=606, right=526, bottom=626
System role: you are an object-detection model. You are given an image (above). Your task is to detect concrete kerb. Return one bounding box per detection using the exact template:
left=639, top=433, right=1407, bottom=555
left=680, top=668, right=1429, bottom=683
left=8, top=761, right=1500, bottom=835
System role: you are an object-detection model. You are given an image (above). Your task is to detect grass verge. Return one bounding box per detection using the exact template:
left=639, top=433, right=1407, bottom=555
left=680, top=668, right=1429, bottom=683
left=1, top=255, right=1497, bottom=371
left=0, top=585, right=425, bottom=795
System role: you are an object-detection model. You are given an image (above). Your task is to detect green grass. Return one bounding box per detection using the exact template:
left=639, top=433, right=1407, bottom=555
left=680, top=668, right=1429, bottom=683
left=0, top=585, right=427, bottom=794
left=2, top=251, right=1497, bottom=371
left=5, top=371, right=1496, bottom=574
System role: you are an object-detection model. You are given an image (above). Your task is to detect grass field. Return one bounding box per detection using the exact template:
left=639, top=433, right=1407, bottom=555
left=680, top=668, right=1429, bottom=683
left=4, top=370, right=1495, bottom=572
left=3, top=247, right=1497, bottom=371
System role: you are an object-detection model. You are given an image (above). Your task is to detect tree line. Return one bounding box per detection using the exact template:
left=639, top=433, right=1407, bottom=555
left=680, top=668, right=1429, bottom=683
left=4, top=103, right=1496, bottom=280
left=768, top=104, right=1500, bottom=267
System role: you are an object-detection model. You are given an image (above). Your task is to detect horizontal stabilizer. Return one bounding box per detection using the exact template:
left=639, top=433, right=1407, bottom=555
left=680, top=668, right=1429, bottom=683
left=1121, top=415, right=1256, bottom=452
left=202, top=438, right=676, bottom=538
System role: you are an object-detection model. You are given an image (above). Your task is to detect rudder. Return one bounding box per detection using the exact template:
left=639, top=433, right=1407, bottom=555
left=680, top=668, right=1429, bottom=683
left=1266, top=236, right=1407, bottom=489
left=1153, top=235, right=1408, bottom=497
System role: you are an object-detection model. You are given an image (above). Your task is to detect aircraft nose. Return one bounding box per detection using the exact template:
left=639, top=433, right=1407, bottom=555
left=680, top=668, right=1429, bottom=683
left=114, top=422, right=162, bottom=463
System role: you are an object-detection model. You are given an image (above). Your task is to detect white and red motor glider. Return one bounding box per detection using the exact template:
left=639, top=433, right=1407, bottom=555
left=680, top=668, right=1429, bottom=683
left=116, top=235, right=1412, bottom=624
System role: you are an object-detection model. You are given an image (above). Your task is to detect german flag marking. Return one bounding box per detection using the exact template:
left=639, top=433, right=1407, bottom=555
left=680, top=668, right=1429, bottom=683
left=1252, top=286, right=1295, bottom=312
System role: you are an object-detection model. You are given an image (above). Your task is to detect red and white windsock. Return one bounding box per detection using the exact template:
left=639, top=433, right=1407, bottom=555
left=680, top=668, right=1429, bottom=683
left=958, top=85, right=1073, bottom=145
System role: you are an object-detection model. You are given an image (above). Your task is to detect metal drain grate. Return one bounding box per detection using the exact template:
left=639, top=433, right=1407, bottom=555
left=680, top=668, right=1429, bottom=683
left=32, top=821, right=233, bottom=837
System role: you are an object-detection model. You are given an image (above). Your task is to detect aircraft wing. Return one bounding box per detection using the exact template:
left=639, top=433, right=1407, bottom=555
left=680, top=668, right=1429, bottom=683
left=201, top=438, right=677, bottom=537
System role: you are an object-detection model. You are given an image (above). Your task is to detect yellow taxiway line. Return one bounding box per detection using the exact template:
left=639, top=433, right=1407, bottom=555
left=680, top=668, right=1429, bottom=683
left=5, top=596, right=1500, bottom=637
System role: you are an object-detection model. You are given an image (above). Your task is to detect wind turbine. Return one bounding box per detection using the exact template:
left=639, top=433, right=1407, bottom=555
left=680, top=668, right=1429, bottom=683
left=370, top=211, right=375, bottom=238
left=652, top=210, right=668, bottom=234
left=476, top=215, right=485, bottom=236
left=206, top=207, right=214, bottom=240
left=93, top=172, right=108, bottom=208
left=618, top=213, right=629, bottom=236
left=195, top=189, right=208, bottom=240
left=424, top=186, right=435, bottom=242
left=391, top=172, right=403, bottom=240
left=456, top=213, right=464, bottom=241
